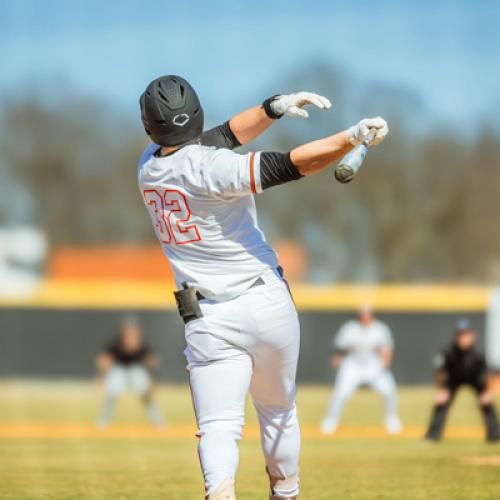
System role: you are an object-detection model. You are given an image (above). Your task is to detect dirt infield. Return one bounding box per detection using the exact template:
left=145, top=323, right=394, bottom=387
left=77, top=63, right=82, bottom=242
left=461, top=456, right=500, bottom=466
left=0, top=424, right=485, bottom=440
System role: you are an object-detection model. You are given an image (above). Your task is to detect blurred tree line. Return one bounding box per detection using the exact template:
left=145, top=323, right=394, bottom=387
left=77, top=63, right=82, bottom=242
left=1, top=65, right=500, bottom=283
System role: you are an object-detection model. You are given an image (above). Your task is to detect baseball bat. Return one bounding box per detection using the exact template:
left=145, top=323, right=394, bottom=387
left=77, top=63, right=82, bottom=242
left=334, top=129, right=376, bottom=184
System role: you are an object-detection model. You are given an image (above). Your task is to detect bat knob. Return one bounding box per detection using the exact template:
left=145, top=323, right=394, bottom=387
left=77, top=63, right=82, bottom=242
left=334, top=164, right=355, bottom=184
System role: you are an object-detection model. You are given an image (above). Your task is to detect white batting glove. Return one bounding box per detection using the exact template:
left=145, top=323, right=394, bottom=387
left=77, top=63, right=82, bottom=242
left=270, top=91, right=331, bottom=119
left=347, top=116, right=389, bottom=146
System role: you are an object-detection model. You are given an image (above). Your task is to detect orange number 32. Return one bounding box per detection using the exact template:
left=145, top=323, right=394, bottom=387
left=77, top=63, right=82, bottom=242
left=143, top=189, right=201, bottom=245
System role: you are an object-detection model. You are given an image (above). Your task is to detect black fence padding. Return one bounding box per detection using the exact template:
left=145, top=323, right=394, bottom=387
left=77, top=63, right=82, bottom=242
left=0, top=309, right=485, bottom=384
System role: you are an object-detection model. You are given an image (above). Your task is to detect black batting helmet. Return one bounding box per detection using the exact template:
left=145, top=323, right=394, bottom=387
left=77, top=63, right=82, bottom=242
left=139, top=75, right=204, bottom=147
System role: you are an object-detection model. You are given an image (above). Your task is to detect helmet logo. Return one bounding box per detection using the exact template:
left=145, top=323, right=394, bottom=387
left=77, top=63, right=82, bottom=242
left=172, top=113, right=190, bottom=127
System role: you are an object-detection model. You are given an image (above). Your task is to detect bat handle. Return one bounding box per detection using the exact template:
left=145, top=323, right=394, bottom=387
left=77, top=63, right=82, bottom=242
left=362, top=129, right=377, bottom=147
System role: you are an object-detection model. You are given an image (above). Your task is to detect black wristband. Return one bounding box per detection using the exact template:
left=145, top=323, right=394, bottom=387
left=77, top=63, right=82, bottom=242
left=262, top=95, right=283, bottom=119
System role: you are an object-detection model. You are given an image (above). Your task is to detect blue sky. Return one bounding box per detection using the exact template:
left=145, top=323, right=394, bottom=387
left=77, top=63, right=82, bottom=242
left=1, top=0, right=499, bottom=132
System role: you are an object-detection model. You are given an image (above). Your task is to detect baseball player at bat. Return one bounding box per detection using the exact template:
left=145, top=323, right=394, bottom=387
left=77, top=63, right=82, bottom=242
left=137, top=75, right=389, bottom=500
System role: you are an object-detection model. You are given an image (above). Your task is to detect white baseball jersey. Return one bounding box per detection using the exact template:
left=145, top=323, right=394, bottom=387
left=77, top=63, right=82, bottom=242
left=334, top=319, right=393, bottom=366
left=138, top=143, right=279, bottom=300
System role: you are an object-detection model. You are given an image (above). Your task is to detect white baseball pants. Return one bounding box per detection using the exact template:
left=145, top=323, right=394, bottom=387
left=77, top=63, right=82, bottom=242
left=99, top=364, right=164, bottom=427
left=105, top=364, right=151, bottom=397
left=184, top=269, right=301, bottom=497
left=325, top=359, right=398, bottom=420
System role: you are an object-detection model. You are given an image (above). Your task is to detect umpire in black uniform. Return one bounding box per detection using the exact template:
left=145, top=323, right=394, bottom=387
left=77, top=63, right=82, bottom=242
left=425, top=319, right=500, bottom=442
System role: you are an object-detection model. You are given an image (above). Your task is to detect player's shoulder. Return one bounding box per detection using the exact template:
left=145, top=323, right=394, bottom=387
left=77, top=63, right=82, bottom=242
left=141, top=143, right=239, bottom=172
left=138, top=144, right=209, bottom=186
left=181, top=144, right=245, bottom=182
left=339, top=320, right=359, bottom=332
left=138, top=143, right=160, bottom=171
left=192, top=143, right=245, bottom=166
left=373, top=319, right=390, bottom=331
left=441, top=345, right=454, bottom=360
left=471, top=347, right=486, bottom=363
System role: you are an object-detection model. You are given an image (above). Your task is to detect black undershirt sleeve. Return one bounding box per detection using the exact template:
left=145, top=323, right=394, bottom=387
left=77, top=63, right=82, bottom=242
left=260, top=151, right=303, bottom=190
left=200, top=121, right=241, bottom=150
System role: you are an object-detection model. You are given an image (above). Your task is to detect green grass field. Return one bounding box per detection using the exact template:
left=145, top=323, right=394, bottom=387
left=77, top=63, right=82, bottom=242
left=1, top=382, right=499, bottom=499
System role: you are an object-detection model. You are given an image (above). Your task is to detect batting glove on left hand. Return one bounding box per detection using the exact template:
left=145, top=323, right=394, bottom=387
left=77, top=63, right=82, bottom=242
left=270, top=91, right=331, bottom=119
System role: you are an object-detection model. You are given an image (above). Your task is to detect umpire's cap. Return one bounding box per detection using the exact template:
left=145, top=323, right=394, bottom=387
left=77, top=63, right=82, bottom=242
left=140, top=75, right=204, bottom=147
left=455, top=318, right=473, bottom=333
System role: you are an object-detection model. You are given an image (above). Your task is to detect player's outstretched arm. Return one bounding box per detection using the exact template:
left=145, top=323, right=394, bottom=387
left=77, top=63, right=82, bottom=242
left=229, top=92, right=331, bottom=145
left=203, top=117, right=388, bottom=195
left=290, top=117, right=388, bottom=176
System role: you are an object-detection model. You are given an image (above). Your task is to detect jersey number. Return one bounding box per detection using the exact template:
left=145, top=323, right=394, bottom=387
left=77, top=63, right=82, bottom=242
left=143, top=189, right=201, bottom=245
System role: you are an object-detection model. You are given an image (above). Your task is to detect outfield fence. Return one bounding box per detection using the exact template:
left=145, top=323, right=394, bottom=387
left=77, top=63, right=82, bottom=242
left=0, top=281, right=498, bottom=384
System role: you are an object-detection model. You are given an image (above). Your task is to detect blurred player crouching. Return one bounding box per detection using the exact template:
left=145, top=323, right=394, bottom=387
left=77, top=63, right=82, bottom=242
left=96, top=316, right=165, bottom=428
left=321, top=305, right=402, bottom=435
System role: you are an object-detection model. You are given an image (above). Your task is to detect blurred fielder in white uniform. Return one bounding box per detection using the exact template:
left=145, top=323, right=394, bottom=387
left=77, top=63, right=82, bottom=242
left=321, top=306, right=402, bottom=435
left=96, top=317, right=164, bottom=428
left=138, top=75, right=389, bottom=499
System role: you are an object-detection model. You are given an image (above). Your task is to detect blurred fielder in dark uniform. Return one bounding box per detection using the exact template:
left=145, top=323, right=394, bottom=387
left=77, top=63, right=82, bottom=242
left=96, top=317, right=164, bottom=428
left=425, top=319, right=500, bottom=442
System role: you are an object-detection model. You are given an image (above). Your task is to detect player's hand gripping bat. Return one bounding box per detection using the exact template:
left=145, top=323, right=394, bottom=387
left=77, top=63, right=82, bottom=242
left=334, top=129, right=376, bottom=184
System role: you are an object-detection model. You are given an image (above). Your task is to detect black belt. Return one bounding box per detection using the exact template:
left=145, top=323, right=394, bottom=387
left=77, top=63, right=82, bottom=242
left=195, top=276, right=265, bottom=301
